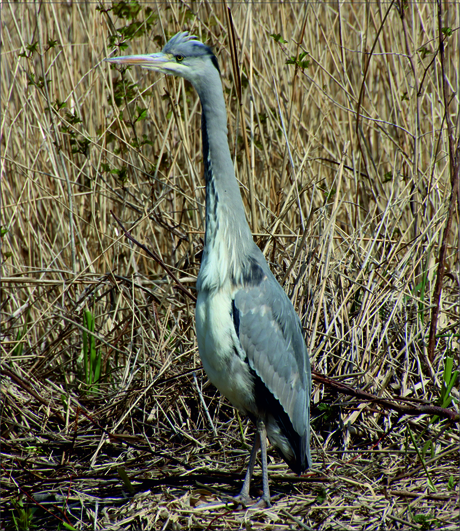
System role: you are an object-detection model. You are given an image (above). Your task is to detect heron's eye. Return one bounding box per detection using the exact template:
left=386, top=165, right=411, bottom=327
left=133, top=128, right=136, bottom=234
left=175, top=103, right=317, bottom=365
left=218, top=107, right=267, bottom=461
left=175, top=55, right=184, bottom=62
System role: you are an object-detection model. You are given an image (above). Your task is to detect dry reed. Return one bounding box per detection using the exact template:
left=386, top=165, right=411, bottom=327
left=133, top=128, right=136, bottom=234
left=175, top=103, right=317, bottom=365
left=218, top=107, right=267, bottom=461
left=1, top=1, right=459, bottom=529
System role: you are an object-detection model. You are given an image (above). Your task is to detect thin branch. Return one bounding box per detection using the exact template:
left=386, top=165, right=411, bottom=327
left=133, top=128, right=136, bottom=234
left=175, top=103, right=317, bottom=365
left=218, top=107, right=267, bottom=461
left=111, top=211, right=197, bottom=302
left=313, top=371, right=459, bottom=421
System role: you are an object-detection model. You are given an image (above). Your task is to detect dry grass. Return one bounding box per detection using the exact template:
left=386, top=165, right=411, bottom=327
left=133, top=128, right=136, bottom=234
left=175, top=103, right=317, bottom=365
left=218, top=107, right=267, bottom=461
left=1, top=1, right=459, bottom=530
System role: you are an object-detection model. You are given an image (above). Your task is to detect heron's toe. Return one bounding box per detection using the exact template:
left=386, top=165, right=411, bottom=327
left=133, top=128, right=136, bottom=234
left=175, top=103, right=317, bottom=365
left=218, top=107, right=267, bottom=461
left=231, top=493, right=252, bottom=509
left=252, top=495, right=271, bottom=509
left=231, top=494, right=271, bottom=510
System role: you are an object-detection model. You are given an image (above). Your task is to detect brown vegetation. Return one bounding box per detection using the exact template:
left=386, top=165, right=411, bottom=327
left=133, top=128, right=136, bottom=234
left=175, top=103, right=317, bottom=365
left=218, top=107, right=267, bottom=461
left=1, top=1, right=459, bottom=529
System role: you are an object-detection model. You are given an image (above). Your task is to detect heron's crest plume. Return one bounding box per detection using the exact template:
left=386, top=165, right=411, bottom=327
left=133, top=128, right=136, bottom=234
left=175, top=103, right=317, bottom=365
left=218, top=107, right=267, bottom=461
left=163, top=32, right=216, bottom=62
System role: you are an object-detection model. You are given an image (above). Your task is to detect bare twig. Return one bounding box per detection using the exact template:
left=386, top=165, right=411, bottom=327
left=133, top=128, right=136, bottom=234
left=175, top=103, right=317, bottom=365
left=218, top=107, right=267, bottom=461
left=313, top=371, right=459, bottom=421
left=111, top=210, right=196, bottom=302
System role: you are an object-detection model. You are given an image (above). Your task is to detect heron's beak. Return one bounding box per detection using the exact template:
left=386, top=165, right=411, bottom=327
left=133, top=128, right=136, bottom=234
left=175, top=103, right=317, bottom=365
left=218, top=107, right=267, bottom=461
left=105, top=53, right=171, bottom=72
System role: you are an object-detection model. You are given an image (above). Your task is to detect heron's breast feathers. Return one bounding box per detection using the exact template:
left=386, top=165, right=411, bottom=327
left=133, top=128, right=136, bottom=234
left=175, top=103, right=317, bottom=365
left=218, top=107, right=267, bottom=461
left=195, top=289, right=256, bottom=413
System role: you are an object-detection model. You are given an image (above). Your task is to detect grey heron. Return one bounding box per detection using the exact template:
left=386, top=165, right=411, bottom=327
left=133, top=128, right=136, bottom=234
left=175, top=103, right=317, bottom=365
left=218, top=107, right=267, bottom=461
left=106, top=32, right=312, bottom=507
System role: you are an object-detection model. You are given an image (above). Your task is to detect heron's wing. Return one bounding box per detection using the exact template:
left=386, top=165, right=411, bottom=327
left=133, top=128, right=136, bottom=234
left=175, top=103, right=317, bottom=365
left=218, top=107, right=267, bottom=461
left=232, top=269, right=311, bottom=438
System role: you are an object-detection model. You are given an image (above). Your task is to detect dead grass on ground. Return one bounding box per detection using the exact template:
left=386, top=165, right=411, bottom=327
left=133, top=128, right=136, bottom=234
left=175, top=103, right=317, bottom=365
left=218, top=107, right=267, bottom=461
left=1, top=1, right=459, bottom=530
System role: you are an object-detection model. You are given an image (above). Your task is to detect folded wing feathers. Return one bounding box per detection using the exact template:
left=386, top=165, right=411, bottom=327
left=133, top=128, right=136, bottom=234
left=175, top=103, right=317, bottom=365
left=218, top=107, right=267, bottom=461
left=234, top=276, right=309, bottom=437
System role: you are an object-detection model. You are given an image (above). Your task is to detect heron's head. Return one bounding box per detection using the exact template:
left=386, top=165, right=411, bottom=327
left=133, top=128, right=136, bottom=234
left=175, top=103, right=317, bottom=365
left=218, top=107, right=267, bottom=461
left=105, top=32, right=220, bottom=88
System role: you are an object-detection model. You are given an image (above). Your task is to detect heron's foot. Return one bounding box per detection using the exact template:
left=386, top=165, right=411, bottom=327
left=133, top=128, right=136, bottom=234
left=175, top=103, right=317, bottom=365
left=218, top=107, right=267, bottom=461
left=231, top=494, right=271, bottom=510
left=231, top=493, right=252, bottom=509
left=251, top=495, right=271, bottom=509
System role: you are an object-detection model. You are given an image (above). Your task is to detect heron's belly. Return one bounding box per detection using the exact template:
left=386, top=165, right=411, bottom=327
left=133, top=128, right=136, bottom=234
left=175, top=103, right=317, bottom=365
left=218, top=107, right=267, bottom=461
left=196, top=289, right=255, bottom=414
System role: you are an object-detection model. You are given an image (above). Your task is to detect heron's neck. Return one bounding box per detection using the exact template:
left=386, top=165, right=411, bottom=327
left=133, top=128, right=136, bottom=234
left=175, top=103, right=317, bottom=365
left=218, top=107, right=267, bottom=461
left=196, top=78, right=254, bottom=288
left=199, top=84, right=252, bottom=246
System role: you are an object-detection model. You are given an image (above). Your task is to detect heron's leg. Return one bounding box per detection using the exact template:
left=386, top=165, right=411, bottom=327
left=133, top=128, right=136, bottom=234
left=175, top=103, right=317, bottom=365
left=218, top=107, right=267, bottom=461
left=235, top=431, right=260, bottom=503
left=257, top=419, right=271, bottom=507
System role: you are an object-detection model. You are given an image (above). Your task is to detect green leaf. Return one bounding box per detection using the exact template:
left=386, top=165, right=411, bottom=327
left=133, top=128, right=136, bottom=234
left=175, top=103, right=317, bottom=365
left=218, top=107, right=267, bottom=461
left=270, top=33, right=287, bottom=44
left=407, top=425, right=437, bottom=492
left=135, top=106, right=148, bottom=122
left=112, top=0, right=142, bottom=20
left=94, top=350, right=102, bottom=384
left=315, top=487, right=327, bottom=504
left=83, top=312, right=89, bottom=384
left=27, top=41, right=39, bottom=53
left=46, top=38, right=59, bottom=50
left=418, top=46, right=431, bottom=59
left=286, top=54, right=310, bottom=69
left=118, top=466, right=135, bottom=494
left=421, top=439, right=433, bottom=460
left=438, top=356, right=458, bottom=408
left=383, top=171, right=393, bottom=183
left=442, top=373, right=458, bottom=408
left=442, top=356, right=453, bottom=384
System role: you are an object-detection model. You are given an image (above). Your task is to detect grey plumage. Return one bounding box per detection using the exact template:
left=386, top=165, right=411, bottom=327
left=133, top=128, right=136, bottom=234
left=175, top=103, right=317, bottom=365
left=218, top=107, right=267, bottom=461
left=105, top=32, right=311, bottom=507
